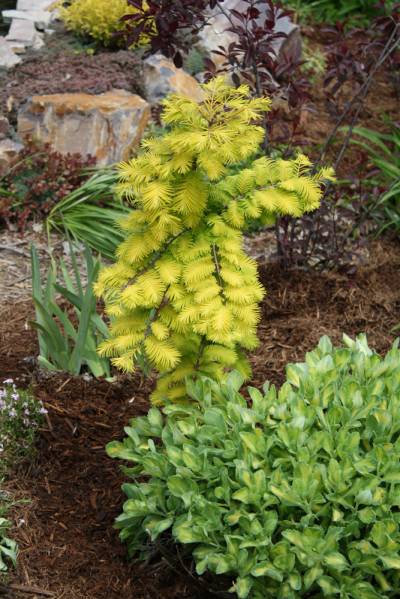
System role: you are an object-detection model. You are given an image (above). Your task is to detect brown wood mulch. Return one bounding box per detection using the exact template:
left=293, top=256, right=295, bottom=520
left=0, top=237, right=399, bottom=599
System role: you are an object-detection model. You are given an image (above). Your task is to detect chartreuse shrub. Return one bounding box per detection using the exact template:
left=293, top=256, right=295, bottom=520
left=95, top=77, right=334, bottom=403
left=58, top=0, right=148, bottom=47
left=108, top=334, right=400, bottom=598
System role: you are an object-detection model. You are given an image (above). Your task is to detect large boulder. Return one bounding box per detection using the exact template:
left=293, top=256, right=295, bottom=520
left=17, top=90, right=151, bottom=166
left=143, top=54, right=204, bottom=104
left=198, top=1, right=301, bottom=68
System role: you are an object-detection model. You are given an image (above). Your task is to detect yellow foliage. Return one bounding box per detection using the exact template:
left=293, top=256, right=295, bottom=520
left=58, top=0, right=149, bottom=46
left=96, top=77, right=333, bottom=403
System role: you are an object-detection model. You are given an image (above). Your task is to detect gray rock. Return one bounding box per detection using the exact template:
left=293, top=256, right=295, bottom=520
left=6, top=18, right=37, bottom=46
left=273, top=13, right=301, bottom=61
left=0, top=116, right=10, bottom=140
left=32, top=31, right=45, bottom=50
left=2, top=9, right=52, bottom=30
left=17, top=90, right=151, bottom=166
left=17, top=0, right=53, bottom=10
left=0, top=37, right=22, bottom=69
left=143, top=54, right=204, bottom=104
left=6, top=41, right=27, bottom=54
left=0, top=138, right=23, bottom=176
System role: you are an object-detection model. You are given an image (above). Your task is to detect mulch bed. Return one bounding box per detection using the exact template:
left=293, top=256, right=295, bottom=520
left=1, top=237, right=400, bottom=599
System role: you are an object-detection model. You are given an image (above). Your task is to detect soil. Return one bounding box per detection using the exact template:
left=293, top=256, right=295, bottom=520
left=1, top=237, right=400, bottom=599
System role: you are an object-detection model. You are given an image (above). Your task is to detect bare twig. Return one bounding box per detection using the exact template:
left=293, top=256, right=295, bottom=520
left=1, top=583, right=54, bottom=597
left=315, top=23, right=400, bottom=169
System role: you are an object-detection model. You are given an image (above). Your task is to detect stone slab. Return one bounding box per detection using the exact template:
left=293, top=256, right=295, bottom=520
left=17, top=0, right=53, bottom=10
left=0, top=37, right=22, bottom=69
left=2, top=9, right=52, bottom=30
left=6, top=18, right=37, bottom=45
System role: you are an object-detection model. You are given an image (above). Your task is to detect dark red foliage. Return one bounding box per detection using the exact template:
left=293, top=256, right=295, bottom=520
left=205, top=1, right=303, bottom=97
left=322, top=4, right=400, bottom=117
left=203, top=0, right=310, bottom=145
left=121, top=0, right=223, bottom=66
left=0, top=138, right=96, bottom=231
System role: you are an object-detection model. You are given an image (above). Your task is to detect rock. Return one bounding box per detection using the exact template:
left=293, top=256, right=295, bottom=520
left=6, top=18, right=37, bottom=46
left=17, top=90, right=151, bottom=166
left=2, top=9, right=52, bottom=31
left=0, top=37, right=22, bottom=69
left=0, top=138, right=23, bottom=176
left=7, top=42, right=27, bottom=55
left=17, top=0, right=53, bottom=10
left=32, top=31, right=45, bottom=50
left=273, top=13, right=301, bottom=60
left=0, top=116, right=10, bottom=140
left=143, top=54, right=204, bottom=104
left=199, top=1, right=301, bottom=68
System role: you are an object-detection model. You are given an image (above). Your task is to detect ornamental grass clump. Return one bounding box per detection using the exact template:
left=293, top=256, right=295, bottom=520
left=96, top=77, right=333, bottom=403
left=108, top=335, right=400, bottom=598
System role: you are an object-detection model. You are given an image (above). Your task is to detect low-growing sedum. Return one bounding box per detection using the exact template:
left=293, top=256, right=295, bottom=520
left=108, top=334, right=400, bottom=598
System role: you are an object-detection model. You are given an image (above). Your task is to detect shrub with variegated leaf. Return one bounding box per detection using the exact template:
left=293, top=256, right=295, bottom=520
left=108, top=334, right=400, bottom=598
left=95, top=77, right=334, bottom=403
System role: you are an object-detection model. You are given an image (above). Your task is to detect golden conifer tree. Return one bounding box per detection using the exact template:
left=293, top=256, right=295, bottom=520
left=95, top=77, right=334, bottom=403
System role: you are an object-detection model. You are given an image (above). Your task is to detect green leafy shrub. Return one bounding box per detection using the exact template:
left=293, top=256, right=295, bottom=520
left=31, top=241, right=111, bottom=378
left=96, top=77, right=333, bottom=403
left=108, top=334, right=400, bottom=598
